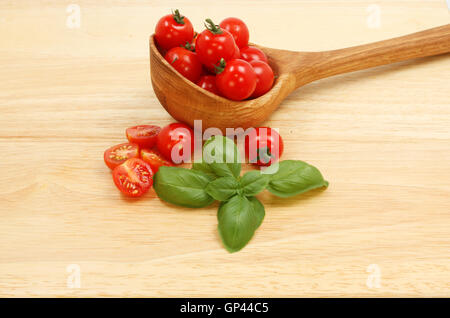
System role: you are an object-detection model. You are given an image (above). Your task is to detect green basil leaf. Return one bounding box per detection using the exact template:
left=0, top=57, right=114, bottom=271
left=267, top=160, right=329, bottom=198
left=154, top=166, right=215, bottom=208
left=248, top=196, right=265, bottom=229
left=218, top=195, right=262, bottom=253
left=191, top=162, right=217, bottom=179
left=205, top=177, right=239, bottom=201
left=202, top=135, right=241, bottom=178
left=239, top=170, right=269, bottom=197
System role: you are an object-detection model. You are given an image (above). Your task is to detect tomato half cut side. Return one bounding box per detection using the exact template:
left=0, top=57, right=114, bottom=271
left=141, top=148, right=174, bottom=173
left=112, top=158, right=154, bottom=197
left=104, top=142, right=139, bottom=170
left=126, top=125, right=161, bottom=149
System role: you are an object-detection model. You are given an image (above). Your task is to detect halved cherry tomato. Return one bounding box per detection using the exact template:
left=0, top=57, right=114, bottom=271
left=196, top=19, right=237, bottom=71
left=112, top=158, right=154, bottom=197
left=141, top=148, right=174, bottom=173
left=164, top=47, right=203, bottom=82
left=250, top=60, right=274, bottom=98
left=157, top=123, right=194, bottom=164
left=219, top=17, right=249, bottom=49
left=244, top=127, right=284, bottom=166
left=196, top=75, right=221, bottom=95
left=104, top=143, right=139, bottom=170
left=215, top=58, right=256, bottom=101
left=154, top=9, right=194, bottom=51
left=240, top=46, right=268, bottom=63
left=126, top=125, right=161, bottom=149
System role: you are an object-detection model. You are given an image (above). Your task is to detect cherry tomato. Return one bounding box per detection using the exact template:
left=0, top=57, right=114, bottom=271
left=155, top=9, right=194, bottom=51
left=240, top=46, right=268, bottom=63
left=104, top=143, right=139, bottom=170
left=141, top=148, right=174, bottom=173
left=196, top=75, right=220, bottom=95
left=233, top=44, right=241, bottom=59
left=250, top=61, right=274, bottom=98
left=196, top=19, right=237, bottom=71
left=165, top=47, right=203, bottom=82
left=112, top=158, right=153, bottom=197
left=215, top=59, right=256, bottom=101
left=157, top=123, right=194, bottom=164
left=219, top=17, right=249, bottom=49
left=126, top=125, right=161, bottom=149
left=245, top=127, right=284, bottom=166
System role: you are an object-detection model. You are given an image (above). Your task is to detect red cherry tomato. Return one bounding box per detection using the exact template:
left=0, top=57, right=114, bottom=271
left=219, top=17, right=249, bottom=49
left=240, top=46, right=268, bottom=63
left=104, top=143, right=139, bottom=170
left=245, top=127, right=284, bottom=166
left=112, top=158, right=153, bottom=197
left=216, top=59, right=256, bottom=101
left=155, top=9, right=194, bottom=51
left=196, top=19, right=236, bottom=71
left=141, top=148, right=174, bottom=173
left=250, top=61, right=274, bottom=98
left=126, top=125, right=161, bottom=149
left=157, top=123, right=194, bottom=164
left=165, top=47, right=203, bottom=82
left=233, top=44, right=241, bottom=59
left=196, top=75, right=220, bottom=95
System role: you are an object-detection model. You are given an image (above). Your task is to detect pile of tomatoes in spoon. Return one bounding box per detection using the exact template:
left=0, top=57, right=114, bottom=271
left=155, top=10, right=274, bottom=101
left=104, top=123, right=283, bottom=198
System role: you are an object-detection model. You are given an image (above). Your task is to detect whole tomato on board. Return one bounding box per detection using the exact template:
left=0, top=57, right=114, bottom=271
left=196, top=19, right=237, bottom=71
left=164, top=47, right=203, bottom=82
left=141, top=148, right=174, bottom=173
left=157, top=123, right=195, bottom=164
left=244, top=127, right=284, bottom=166
left=112, top=158, right=154, bottom=197
left=126, top=125, right=161, bottom=149
left=104, top=143, right=139, bottom=170
left=215, top=58, right=256, bottom=101
left=250, top=60, right=274, bottom=98
left=240, top=46, right=268, bottom=63
left=219, top=17, right=249, bottom=49
left=155, top=9, right=194, bottom=51
left=196, top=75, right=221, bottom=95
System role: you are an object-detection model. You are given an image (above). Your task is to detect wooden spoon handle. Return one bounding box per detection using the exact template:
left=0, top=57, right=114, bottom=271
left=297, top=24, right=450, bottom=86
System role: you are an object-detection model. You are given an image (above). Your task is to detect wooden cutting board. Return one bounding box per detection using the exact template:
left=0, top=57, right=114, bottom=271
left=0, top=0, right=449, bottom=297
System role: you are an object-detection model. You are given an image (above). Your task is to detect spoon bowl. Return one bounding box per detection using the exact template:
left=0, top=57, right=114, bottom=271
left=150, top=24, right=450, bottom=132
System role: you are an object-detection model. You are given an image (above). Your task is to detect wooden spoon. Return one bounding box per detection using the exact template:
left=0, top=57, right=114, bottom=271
left=150, top=24, right=450, bottom=132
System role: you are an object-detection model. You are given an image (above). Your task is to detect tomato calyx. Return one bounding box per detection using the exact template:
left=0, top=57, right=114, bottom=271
left=172, top=9, right=185, bottom=25
left=256, top=146, right=273, bottom=165
left=204, top=18, right=223, bottom=35
left=214, top=58, right=227, bottom=74
left=182, top=41, right=195, bottom=52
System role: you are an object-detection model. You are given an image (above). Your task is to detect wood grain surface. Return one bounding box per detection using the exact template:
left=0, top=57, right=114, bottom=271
left=0, top=0, right=449, bottom=297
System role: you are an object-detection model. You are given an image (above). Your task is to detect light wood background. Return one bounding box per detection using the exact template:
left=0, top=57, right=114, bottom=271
left=0, top=0, right=449, bottom=297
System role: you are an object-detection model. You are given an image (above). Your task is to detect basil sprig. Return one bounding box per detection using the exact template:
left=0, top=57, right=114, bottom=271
left=206, top=177, right=239, bottom=201
left=154, top=135, right=329, bottom=253
left=267, top=160, right=329, bottom=198
left=218, top=196, right=265, bottom=253
left=153, top=166, right=215, bottom=208
left=201, top=135, right=241, bottom=178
